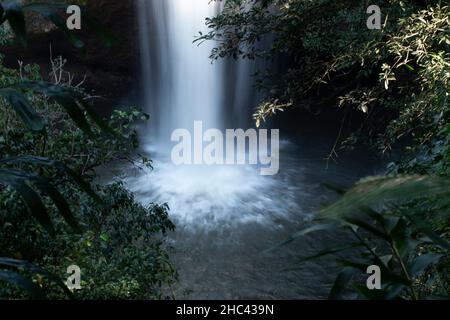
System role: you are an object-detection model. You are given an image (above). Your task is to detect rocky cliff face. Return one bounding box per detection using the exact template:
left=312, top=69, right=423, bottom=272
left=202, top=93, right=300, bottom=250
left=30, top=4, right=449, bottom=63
left=2, top=0, right=139, bottom=111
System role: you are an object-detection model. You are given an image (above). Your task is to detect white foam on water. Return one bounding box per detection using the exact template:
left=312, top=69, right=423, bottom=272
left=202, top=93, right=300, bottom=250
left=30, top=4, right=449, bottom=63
left=125, top=155, right=300, bottom=230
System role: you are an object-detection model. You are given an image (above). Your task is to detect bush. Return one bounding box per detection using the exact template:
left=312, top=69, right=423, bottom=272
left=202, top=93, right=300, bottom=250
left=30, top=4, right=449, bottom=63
left=0, top=52, right=176, bottom=299
left=201, top=0, right=449, bottom=299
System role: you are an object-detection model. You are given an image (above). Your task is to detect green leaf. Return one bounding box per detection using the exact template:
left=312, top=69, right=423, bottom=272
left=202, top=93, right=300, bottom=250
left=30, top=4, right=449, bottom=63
left=389, top=218, right=420, bottom=258
left=323, top=183, right=347, bottom=195
left=264, top=223, right=338, bottom=253
left=344, top=216, right=390, bottom=241
left=13, top=81, right=92, bottom=136
left=408, top=254, right=443, bottom=277
left=319, top=175, right=450, bottom=222
left=0, top=270, right=44, bottom=299
left=0, top=88, right=44, bottom=131
left=291, top=243, right=363, bottom=265
left=15, top=81, right=116, bottom=137
left=0, top=257, right=73, bottom=298
left=53, top=94, right=95, bottom=137
left=76, top=97, right=117, bottom=136
left=360, top=206, right=386, bottom=227
left=328, top=267, right=357, bottom=300
left=100, top=233, right=109, bottom=242
left=1, top=81, right=115, bottom=137
left=0, top=170, right=81, bottom=233
left=408, top=212, right=450, bottom=250
left=0, top=169, right=55, bottom=236
left=404, top=64, right=415, bottom=71
left=30, top=174, right=81, bottom=233
left=0, top=156, right=102, bottom=203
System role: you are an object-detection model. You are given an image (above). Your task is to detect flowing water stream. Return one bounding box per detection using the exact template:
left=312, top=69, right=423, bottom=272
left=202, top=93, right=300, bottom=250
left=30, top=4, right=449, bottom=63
left=124, top=0, right=381, bottom=299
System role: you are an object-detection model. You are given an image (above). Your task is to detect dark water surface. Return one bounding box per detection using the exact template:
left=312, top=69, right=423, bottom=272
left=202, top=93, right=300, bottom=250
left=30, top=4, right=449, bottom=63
left=120, top=134, right=382, bottom=299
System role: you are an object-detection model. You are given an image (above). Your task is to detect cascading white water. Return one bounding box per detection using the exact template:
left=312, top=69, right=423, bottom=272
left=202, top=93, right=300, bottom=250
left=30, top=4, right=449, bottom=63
left=137, top=0, right=225, bottom=150
left=131, top=0, right=293, bottom=228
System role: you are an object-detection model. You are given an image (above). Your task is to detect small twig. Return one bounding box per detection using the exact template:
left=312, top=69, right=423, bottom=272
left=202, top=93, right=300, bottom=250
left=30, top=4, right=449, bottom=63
left=17, top=60, right=24, bottom=80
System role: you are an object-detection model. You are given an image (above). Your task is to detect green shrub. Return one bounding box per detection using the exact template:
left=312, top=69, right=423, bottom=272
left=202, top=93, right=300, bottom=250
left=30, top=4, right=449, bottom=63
left=201, top=1, right=449, bottom=299
left=0, top=47, right=176, bottom=299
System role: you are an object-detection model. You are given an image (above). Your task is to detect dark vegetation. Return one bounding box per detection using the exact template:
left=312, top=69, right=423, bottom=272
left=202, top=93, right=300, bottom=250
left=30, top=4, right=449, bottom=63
left=200, top=0, right=449, bottom=299
left=0, top=1, right=176, bottom=299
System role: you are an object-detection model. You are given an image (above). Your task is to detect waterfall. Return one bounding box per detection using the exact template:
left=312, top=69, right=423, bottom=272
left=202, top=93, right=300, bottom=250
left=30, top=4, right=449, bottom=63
left=137, top=0, right=231, bottom=151
left=131, top=0, right=285, bottom=227
left=129, top=1, right=375, bottom=297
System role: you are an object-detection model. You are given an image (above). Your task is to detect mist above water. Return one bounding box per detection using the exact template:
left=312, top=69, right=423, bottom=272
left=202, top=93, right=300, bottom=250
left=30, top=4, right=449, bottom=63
left=126, top=141, right=305, bottom=230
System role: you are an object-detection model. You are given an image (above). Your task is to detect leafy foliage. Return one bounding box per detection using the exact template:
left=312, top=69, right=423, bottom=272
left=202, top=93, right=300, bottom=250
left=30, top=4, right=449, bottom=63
left=199, top=0, right=449, bottom=159
left=0, top=182, right=177, bottom=299
left=0, top=1, right=176, bottom=299
left=201, top=0, right=449, bottom=299
left=273, top=176, right=449, bottom=300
